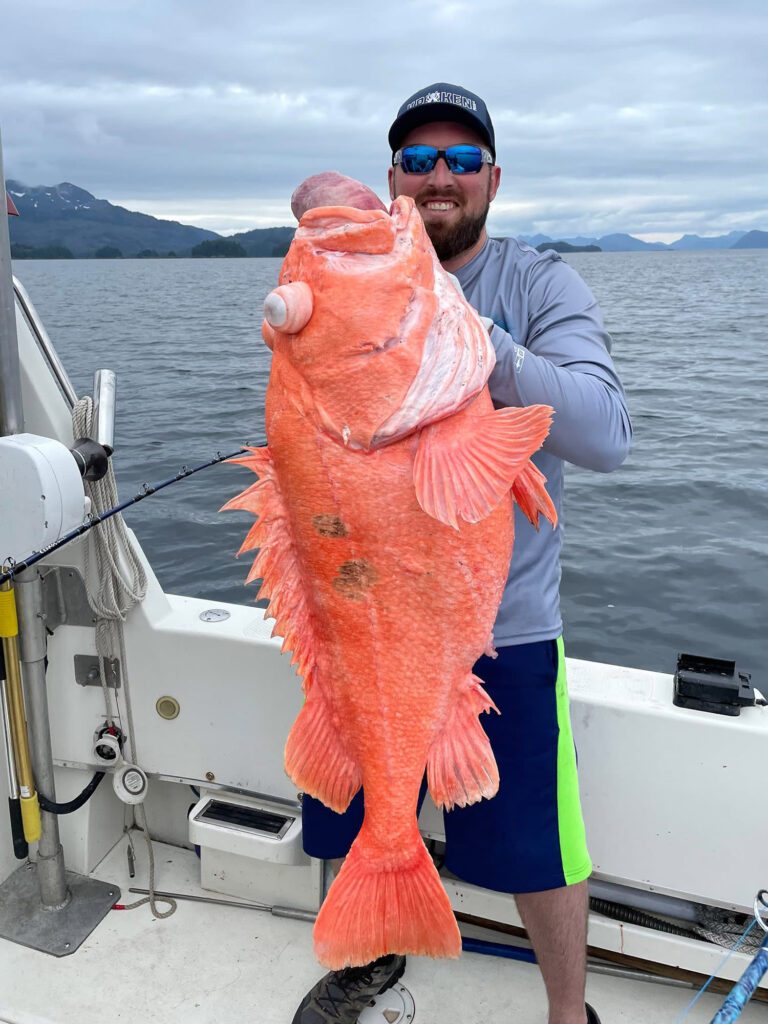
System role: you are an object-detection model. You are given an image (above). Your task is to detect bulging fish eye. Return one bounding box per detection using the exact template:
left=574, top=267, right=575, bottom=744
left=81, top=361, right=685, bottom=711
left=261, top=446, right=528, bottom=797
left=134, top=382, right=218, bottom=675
left=263, top=282, right=313, bottom=334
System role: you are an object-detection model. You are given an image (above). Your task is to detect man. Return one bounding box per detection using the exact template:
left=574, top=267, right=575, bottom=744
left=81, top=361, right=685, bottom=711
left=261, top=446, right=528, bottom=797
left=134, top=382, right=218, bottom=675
left=293, top=83, right=632, bottom=1024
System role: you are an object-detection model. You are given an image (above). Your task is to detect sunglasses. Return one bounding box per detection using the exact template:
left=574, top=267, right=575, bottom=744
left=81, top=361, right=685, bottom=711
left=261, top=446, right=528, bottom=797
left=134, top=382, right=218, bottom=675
left=393, top=144, right=494, bottom=175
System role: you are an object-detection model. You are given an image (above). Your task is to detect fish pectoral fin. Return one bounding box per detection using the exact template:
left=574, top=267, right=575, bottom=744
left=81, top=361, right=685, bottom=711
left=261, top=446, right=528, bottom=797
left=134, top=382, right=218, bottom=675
left=413, top=405, right=554, bottom=528
left=427, top=675, right=499, bottom=811
left=284, top=687, right=362, bottom=814
left=512, top=459, right=558, bottom=530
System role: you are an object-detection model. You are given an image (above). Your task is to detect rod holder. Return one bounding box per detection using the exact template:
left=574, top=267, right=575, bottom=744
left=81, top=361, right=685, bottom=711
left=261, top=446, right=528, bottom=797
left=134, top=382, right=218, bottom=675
left=92, top=369, right=116, bottom=455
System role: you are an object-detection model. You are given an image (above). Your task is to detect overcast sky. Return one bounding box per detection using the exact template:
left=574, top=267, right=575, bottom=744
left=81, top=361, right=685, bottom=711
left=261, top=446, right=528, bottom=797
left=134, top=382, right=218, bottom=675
left=2, top=0, right=766, bottom=241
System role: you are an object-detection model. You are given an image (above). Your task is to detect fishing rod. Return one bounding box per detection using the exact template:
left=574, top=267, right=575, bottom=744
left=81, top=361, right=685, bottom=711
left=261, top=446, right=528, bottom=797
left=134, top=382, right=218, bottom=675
left=708, top=892, right=768, bottom=1023
left=0, top=445, right=250, bottom=586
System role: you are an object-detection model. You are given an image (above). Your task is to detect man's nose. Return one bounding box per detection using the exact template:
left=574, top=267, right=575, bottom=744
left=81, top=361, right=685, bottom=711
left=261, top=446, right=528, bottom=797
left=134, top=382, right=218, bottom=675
left=429, top=156, right=454, bottom=186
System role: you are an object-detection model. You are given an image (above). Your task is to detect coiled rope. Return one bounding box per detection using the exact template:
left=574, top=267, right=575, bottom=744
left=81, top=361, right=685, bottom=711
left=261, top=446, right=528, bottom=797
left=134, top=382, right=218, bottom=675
left=71, top=397, right=175, bottom=920
left=694, top=906, right=768, bottom=955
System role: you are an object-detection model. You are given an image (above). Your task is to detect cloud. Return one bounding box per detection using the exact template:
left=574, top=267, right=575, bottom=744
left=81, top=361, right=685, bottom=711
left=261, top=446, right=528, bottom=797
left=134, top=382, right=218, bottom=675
left=2, top=0, right=766, bottom=236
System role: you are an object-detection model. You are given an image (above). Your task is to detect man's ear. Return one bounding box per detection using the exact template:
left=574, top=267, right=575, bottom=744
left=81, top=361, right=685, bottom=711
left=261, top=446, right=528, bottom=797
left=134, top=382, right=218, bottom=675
left=489, top=165, right=501, bottom=203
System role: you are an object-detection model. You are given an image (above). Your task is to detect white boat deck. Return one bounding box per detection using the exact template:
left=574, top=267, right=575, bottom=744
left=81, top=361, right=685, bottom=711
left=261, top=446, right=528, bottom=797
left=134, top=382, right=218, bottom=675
left=1, top=837, right=764, bottom=1024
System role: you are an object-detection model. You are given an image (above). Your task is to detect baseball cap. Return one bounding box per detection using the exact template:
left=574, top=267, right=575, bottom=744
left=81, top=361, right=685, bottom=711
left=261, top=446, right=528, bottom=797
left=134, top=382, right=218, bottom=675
left=388, top=83, right=495, bottom=159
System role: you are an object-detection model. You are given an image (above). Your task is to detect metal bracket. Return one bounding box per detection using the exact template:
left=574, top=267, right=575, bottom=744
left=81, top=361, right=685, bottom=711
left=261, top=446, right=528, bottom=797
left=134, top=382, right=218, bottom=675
left=41, top=566, right=97, bottom=630
left=0, top=862, right=119, bottom=956
left=74, top=654, right=120, bottom=689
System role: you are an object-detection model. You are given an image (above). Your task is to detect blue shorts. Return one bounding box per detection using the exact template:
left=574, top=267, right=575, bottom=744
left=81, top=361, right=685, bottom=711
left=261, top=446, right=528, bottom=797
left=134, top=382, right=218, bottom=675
left=301, top=637, right=591, bottom=893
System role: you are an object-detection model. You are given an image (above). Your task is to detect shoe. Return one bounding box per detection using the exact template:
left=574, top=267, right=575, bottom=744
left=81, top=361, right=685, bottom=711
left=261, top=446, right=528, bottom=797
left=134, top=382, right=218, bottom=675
left=586, top=1003, right=601, bottom=1024
left=291, top=954, right=407, bottom=1023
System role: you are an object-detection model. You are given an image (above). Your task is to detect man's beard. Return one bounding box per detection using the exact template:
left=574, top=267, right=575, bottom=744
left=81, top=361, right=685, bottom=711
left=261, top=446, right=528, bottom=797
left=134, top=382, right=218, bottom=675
left=422, top=186, right=491, bottom=262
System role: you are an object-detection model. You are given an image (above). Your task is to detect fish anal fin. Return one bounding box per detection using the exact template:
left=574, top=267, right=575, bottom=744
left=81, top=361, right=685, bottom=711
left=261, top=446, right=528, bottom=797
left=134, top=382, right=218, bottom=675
left=427, top=674, right=499, bottom=811
left=220, top=444, right=318, bottom=687
left=313, top=823, right=461, bottom=968
left=413, top=404, right=554, bottom=528
left=284, top=687, right=362, bottom=813
left=512, top=460, right=558, bottom=530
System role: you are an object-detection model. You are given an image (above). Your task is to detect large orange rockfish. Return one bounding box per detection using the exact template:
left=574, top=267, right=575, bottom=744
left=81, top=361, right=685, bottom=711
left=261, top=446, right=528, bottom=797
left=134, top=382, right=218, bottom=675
left=223, top=172, right=556, bottom=969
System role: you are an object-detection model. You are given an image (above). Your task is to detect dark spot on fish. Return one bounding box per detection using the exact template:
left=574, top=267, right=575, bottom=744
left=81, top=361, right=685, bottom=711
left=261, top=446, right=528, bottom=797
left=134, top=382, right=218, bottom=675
left=333, top=559, right=379, bottom=601
left=313, top=514, right=348, bottom=538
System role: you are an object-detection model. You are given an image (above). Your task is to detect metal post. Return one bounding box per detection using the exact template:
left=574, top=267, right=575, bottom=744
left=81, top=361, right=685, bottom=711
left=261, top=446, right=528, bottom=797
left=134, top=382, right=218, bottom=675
left=0, top=125, right=23, bottom=437
left=16, top=571, right=70, bottom=909
left=0, top=127, right=120, bottom=955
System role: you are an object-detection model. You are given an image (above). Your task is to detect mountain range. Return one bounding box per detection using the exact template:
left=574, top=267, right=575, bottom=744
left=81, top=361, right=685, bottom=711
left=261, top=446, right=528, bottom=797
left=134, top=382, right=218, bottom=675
left=518, top=229, right=768, bottom=251
left=5, top=180, right=768, bottom=257
left=5, top=181, right=294, bottom=258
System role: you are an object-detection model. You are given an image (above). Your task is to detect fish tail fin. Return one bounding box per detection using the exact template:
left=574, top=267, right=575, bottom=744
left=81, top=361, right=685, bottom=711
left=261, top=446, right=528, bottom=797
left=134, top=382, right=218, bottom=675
left=313, top=824, right=461, bottom=968
left=427, top=674, right=499, bottom=810
left=512, top=460, right=558, bottom=530
left=285, top=687, right=362, bottom=813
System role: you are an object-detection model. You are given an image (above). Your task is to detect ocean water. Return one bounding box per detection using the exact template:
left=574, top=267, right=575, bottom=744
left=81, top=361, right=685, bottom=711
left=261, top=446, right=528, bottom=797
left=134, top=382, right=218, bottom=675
left=12, top=250, right=768, bottom=680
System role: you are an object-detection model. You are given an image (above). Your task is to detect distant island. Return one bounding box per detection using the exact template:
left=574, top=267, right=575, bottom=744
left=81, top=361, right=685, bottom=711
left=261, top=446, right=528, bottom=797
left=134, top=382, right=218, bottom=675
left=730, top=230, right=768, bottom=249
left=5, top=179, right=768, bottom=258
left=535, top=241, right=602, bottom=253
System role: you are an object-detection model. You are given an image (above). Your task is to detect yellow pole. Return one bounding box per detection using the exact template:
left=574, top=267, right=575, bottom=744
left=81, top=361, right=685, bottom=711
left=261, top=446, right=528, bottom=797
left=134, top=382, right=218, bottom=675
left=0, top=578, right=41, bottom=842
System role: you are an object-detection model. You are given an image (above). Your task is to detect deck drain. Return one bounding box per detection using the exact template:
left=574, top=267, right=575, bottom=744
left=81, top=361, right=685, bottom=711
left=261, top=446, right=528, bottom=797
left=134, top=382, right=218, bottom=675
left=358, top=982, right=415, bottom=1024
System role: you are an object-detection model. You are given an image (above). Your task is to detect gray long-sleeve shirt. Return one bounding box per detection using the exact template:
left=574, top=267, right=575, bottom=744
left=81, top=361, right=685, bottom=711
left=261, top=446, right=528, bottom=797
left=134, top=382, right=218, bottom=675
left=455, top=236, right=632, bottom=646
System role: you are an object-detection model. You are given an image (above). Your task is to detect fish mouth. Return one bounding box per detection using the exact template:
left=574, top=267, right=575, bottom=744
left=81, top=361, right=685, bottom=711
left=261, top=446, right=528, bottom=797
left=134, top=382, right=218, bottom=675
left=295, top=205, right=397, bottom=255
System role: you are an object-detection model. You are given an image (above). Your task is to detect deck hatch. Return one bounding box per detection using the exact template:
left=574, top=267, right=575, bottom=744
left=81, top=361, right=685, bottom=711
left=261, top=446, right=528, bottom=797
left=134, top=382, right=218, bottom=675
left=196, top=799, right=294, bottom=840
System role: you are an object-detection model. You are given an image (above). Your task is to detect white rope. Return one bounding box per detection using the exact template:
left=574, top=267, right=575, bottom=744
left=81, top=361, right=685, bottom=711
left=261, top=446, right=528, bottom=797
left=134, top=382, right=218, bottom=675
left=693, top=907, right=767, bottom=954
left=72, top=397, right=146, bottom=761
left=120, top=806, right=178, bottom=919
left=71, top=398, right=175, bottom=918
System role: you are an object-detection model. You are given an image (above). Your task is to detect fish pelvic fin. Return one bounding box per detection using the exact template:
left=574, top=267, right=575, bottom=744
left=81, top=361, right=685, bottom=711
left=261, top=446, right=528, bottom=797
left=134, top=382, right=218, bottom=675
left=284, top=686, right=362, bottom=813
left=313, top=823, right=461, bottom=968
left=220, top=445, right=318, bottom=685
left=512, top=460, right=558, bottom=530
left=427, top=674, right=500, bottom=811
left=413, top=404, right=554, bottom=528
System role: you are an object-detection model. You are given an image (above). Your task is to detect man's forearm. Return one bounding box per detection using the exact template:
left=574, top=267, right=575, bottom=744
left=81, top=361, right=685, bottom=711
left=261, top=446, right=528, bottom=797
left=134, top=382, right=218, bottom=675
left=489, top=326, right=632, bottom=472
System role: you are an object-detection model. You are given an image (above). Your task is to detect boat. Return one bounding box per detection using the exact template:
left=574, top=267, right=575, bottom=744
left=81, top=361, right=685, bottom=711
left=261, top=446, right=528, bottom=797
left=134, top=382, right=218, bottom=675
left=1, top=132, right=767, bottom=1023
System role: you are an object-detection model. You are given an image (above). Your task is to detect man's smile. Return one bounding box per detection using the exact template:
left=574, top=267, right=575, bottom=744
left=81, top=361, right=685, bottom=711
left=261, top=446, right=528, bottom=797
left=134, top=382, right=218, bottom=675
left=423, top=200, right=458, bottom=211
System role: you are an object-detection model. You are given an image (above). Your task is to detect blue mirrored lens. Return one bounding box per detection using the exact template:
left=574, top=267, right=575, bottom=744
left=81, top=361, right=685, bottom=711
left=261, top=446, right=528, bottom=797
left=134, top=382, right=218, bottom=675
left=400, top=145, right=485, bottom=174
left=446, top=145, right=484, bottom=173
left=401, top=146, right=439, bottom=173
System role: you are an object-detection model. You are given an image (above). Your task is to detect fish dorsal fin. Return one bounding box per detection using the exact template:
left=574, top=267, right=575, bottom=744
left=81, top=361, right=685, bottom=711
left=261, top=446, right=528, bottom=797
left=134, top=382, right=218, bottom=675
left=220, top=446, right=318, bottom=686
left=413, top=405, right=555, bottom=529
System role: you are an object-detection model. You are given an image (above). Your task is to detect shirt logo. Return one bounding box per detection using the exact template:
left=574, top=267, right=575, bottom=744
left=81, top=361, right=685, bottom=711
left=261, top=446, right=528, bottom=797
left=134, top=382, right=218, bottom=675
left=513, top=344, right=526, bottom=373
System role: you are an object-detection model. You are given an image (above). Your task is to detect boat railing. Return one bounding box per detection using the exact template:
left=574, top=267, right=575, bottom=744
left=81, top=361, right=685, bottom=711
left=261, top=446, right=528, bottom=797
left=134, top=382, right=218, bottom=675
left=12, top=275, right=78, bottom=408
